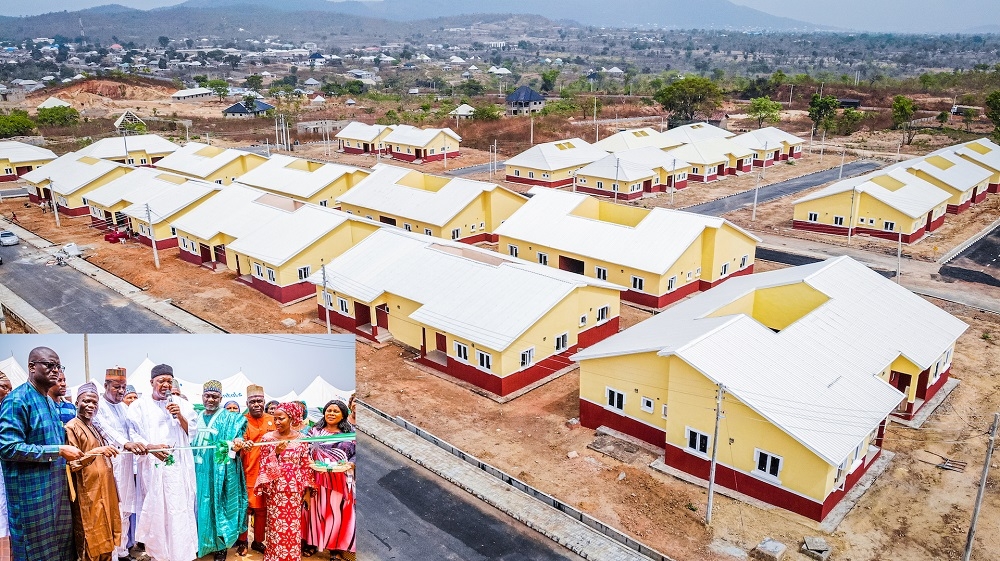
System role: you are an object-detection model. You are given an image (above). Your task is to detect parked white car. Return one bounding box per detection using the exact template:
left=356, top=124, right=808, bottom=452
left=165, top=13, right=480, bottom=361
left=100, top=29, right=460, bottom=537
left=0, top=230, right=19, bottom=246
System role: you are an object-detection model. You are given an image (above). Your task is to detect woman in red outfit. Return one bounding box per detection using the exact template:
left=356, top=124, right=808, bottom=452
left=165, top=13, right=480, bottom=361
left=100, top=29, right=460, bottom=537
left=255, top=402, right=314, bottom=561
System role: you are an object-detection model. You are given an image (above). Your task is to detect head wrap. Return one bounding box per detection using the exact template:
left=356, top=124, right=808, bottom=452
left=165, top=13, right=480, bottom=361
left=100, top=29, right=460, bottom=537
left=124, top=384, right=137, bottom=396
left=203, top=380, right=223, bottom=393
left=224, top=400, right=239, bottom=409
left=0, top=372, right=9, bottom=383
left=77, top=381, right=100, bottom=399
left=171, top=378, right=181, bottom=391
left=150, top=364, right=173, bottom=379
left=246, top=384, right=265, bottom=398
left=105, top=367, right=127, bottom=381
left=276, top=402, right=303, bottom=424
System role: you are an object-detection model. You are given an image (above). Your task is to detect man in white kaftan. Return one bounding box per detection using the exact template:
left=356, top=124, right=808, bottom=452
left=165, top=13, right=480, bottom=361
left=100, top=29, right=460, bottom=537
left=126, top=364, right=199, bottom=561
left=92, top=367, right=147, bottom=561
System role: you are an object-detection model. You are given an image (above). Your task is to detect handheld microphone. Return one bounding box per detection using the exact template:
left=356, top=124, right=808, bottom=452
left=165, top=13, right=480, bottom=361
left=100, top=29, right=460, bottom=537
left=168, top=395, right=178, bottom=419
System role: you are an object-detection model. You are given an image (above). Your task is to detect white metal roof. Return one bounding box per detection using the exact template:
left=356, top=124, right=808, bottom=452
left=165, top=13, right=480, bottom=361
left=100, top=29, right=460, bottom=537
left=337, top=165, right=520, bottom=226
left=503, top=138, right=608, bottom=171
left=76, top=134, right=180, bottom=160
left=85, top=167, right=183, bottom=207
left=36, top=96, right=70, bottom=109
left=335, top=122, right=390, bottom=142
left=170, top=183, right=288, bottom=240
left=382, top=125, right=461, bottom=147
left=731, top=127, right=806, bottom=151
left=592, top=128, right=683, bottom=153
left=796, top=168, right=949, bottom=218
left=664, top=137, right=753, bottom=166
left=573, top=256, right=967, bottom=466
left=614, top=146, right=691, bottom=172
left=660, top=122, right=734, bottom=145
left=233, top=154, right=366, bottom=199
left=22, top=152, right=129, bottom=195
left=449, top=103, right=475, bottom=116
left=308, top=228, right=623, bottom=351
left=172, top=87, right=212, bottom=98
left=121, top=180, right=219, bottom=225
left=495, top=189, right=758, bottom=275
left=576, top=153, right=657, bottom=182
left=905, top=152, right=991, bottom=194
left=226, top=205, right=356, bottom=266
left=951, top=138, right=1000, bottom=172
left=154, top=142, right=252, bottom=179
left=0, top=141, right=56, bottom=164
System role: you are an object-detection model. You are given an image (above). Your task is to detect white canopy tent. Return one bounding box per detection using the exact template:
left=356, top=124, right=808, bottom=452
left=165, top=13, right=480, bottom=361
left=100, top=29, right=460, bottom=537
left=0, top=355, right=28, bottom=388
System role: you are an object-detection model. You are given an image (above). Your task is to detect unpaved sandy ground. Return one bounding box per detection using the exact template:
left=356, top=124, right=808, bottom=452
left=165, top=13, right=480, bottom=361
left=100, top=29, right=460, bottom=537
left=356, top=290, right=1000, bottom=561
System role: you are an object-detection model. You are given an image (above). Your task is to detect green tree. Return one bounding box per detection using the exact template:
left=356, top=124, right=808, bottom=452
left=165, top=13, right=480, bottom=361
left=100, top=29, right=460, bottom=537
left=540, top=69, right=560, bottom=92
left=157, top=58, right=167, bottom=70
left=472, top=104, right=503, bottom=121
left=242, top=94, right=259, bottom=113
left=891, top=95, right=918, bottom=144
left=36, top=106, right=81, bottom=127
left=244, top=74, right=264, bottom=92
left=747, top=97, right=782, bottom=128
left=807, top=94, right=839, bottom=133
left=206, top=79, right=230, bottom=101
left=0, top=111, right=36, bottom=138
left=936, top=111, right=950, bottom=128
left=653, top=76, right=723, bottom=123
left=224, top=54, right=241, bottom=70
left=984, top=90, right=1000, bottom=140
left=962, top=108, right=977, bottom=132
left=456, top=80, right=485, bottom=97
left=836, top=108, right=865, bottom=135
left=121, top=121, right=147, bottom=134
left=193, top=75, right=209, bottom=87
left=158, top=36, right=170, bottom=48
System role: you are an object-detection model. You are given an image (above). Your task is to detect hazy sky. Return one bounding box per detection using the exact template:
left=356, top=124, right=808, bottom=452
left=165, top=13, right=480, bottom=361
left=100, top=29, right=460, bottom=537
left=0, top=333, right=355, bottom=396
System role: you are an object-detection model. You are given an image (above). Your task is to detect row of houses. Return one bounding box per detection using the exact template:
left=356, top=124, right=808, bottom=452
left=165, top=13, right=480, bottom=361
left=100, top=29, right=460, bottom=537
left=503, top=123, right=805, bottom=200
left=334, top=122, right=462, bottom=163
left=793, top=138, right=1000, bottom=243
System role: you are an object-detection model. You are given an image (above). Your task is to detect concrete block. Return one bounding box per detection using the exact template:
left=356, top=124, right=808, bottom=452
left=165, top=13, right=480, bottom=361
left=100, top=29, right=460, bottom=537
left=750, top=538, right=786, bottom=561
left=801, top=536, right=832, bottom=561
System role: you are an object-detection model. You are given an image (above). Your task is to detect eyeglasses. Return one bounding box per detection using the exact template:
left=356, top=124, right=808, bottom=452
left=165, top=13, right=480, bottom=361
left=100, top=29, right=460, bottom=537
left=29, top=361, right=64, bottom=372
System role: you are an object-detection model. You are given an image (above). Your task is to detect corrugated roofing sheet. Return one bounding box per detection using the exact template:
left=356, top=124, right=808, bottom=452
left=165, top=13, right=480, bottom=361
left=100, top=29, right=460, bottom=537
left=382, top=125, right=460, bottom=147
left=335, top=122, right=390, bottom=142
left=154, top=142, right=250, bottom=179
left=226, top=205, right=353, bottom=266
left=0, top=141, right=56, bottom=164
left=121, top=180, right=218, bottom=224
left=22, top=152, right=128, bottom=195
left=169, top=183, right=287, bottom=240
left=76, top=134, right=179, bottom=160
left=503, top=138, right=608, bottom=171
left=234, top=154, right=365, bottom=199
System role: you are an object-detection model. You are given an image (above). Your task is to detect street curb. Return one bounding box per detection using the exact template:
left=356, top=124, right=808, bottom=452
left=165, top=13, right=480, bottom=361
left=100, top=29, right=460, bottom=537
left=937, top=214, right=1000, bottom=264
left=0, top=217, right=225, bottom=334
left=356, top=405, right=665, bottom=561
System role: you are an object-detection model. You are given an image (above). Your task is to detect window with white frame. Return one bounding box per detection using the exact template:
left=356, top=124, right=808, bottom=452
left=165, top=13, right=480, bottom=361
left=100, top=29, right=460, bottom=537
left=858, top=216, right=866, bottom=224
left=538, top=252, right=548, bottom=266
left=470, top=223, right=477, bottom=232
left=451, top=228, right=461, bottom=240
left=695, top=267, right=702, bottom=277
left=528, top=171, right=535, bottom=179
left=883, top=221, right=895, bottom=232
left=266, top=268, right=276, bottom=283
left=140, top=158, right=148, bottom=165
left=424, top=228, right=433, bottom=236
left=740, top=255, right=749, bottom=269
left=337, top=297, right=350, bottom=315
left=612, top=183, right=619, bottom=192
left=686, top=427, right=709, bottom=455
left=686, top=271, right=693, bottom=281
left=668, top=276, right=677, bottom=291
left=606, top=387, right=625, bottom=411
left=126, top=158, right=135, bottom=165
left=508, top=244, right=519, bottom=258
left=595, top=266, right=607, bottom=281
left=754, top=449, right=783, bottom=480
left=721, top=262, right=729, bottom=276
left=476, top=350, right=492, bottom=371
left=297, top=265, right=311, bottom=280
left=322, top=292, right=333, bottom=308
left=480, top=222, right=485, bottom=230
left=596, top=305, right=610, bottom=322
left=253, top=263, right=264, bottom=278
left=514, top=169, right=520, bottom=177
left=2, top=168, right=12, bottom=175
left=631, top=276, right=644, bottom=292
left=404, top=223, right=412, bottom=232
left=555, top=333, right=568, bottom=352
left=596, top=180, right=604, bottom=189
left=454, top=341, right=469, bottom=361
left=640, top=397, right=654, bottom=413
left=661, top=404, right=668, bottom=418
left=579, top=314, right=587, bottom=327
left=833, top=216, right=845, bottom=226
left=542, top=173, right=550, bottom=179
left=520, top=347, right=534, bottom=368
left=807, top=212, right=819, bottom=222
left=170, top=227, right=176, bottom=236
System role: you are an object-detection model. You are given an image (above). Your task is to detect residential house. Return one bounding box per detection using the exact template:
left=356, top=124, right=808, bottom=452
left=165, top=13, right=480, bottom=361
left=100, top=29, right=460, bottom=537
left=222, top=99, right=275, bottom=118
left=731, top=127, right=805, bottom=165
left=660, top=122, right=734, bottom=145
left=951, top=138, right=1000, bottom=193
left=171, top=87, right=213, bottom=101
left=506, top=85, right=546, bottom=116
left=335, top=122, right=392, bottom=154
left=233, top=154, right=370, bottom=206
left=0, top=141, right=56, bottom=182
left=574, top=149, right=693, bottom=200
left=592, top=128, right=683, bottom=153
left=227, top=206, right=380, bottom=303
left=336, top=164, right=526, bottom=243
left=154, top=142, right=267, bottom=185
left=495, top=189, right=758, bottom=308
left=382, top=125, right=461, bottom=163
left=309, top=227, right=624, bottom=396
left=449, top=103, right=475, bottom=120
left=902, top=152, right=991, bottom=213
left=36, top=96, right=70, bottom=110
left=22, top=152, right=131, bottom=215
left=120, top=178, right=219, bottom=249
left=84, top=167, right=192, bottom=230
left=572, top=256, right=966, bottom=520
left=504, top=138, right=608, bottom=188
left=664, top=138, right=754, bottom=182
left=793, top=168, right=950, bottom=243
left=76, top=134, right=180, bottom=166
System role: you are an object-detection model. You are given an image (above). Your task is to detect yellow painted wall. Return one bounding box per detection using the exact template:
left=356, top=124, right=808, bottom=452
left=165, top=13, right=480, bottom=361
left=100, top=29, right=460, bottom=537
left=578, top=352, right=669, bottom=434
left=794, top=191, right=934, bottom=235
left=700, top=224, right=757, bottom=283
left=505, top=164, right=582, bottom=182
left=485, top=188, right=527, bottom=230
left=161, top=153, right=266, bottom=185
left=59, top=167, right=132, bottom=208
left=0, top=156, right=54, bottom=173
left=907, top=169, right=973, bottom=206
left=575, top=171, right=653, bottom=196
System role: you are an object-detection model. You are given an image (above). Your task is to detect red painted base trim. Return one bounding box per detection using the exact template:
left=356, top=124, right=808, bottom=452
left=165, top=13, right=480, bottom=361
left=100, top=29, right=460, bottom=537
left=579, top=399, right=665, bottom=448
left=699, top=264, right=754, bottom=290
left=137, top=235, right=177, bottom=250
left=574, top=185, right=642, bottom=201
left=793, top=220, right=925, bottom=243
left=922, top=367, right=950, bottom=406
left=988, top=183, right=999, bottom=194
left=458, top=233, right=499, bottom=244
left=179, top=250, right=203, bottom=265
left=672, top=179, right=688, bottom=189
left=0, top=174, right=16, bottom=182
left=973, top=190, right=988, bottom=204
left=391, top=152, right=418, bottom=162
left=28, top=193, right=41, bottom=204
left=56, top=205, right=89, bottom=217
left=505, top=175, right=574, bottom=188
left=947, top=200, right=972, bottom=214
left=663, top=442, right=881, bottom=521
left=792, top=152, right=803, bottom=159
left=241, top=276, right=315, bottom=304
left=422, top=151, right=460, bottom=162
left=342, top=147, right=365, bottom=154
left=578, top=317, right=619, bottom=348
left=623, top=280, right=700, bottom=308
left=689, top=173, right=718, bottom=183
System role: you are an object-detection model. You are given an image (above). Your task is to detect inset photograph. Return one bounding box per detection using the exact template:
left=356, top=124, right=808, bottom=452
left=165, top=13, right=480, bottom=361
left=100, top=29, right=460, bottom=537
left=0, top=333, right=355, bottom=561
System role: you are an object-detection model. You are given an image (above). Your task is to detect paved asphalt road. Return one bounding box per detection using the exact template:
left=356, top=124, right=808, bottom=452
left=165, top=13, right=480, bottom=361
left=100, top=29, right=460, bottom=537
left=682, top=160, right=882, bottom=216
left=0, top=242, right=181, bottom=333
left=358, top=433, right=582, bottom=561
left=446, top=161, right=506, bottom=177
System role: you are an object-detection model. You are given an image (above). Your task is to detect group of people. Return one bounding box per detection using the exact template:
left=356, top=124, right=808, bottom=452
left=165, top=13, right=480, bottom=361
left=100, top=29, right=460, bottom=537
left=0, top=347, right=356, bottom=561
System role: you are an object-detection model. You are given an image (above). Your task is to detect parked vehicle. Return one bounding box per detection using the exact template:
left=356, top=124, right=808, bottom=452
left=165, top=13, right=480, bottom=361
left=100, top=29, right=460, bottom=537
left=0, top=231, right=19, bottom=246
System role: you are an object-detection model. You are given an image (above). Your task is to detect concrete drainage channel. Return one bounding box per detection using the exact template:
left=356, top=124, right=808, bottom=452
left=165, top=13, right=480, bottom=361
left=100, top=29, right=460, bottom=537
left=356, top=400, right=676, bottom=561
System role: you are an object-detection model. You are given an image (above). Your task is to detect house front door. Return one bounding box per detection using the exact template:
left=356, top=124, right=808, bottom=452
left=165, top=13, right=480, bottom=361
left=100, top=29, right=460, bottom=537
left=375, top=304, right=389, bottom=330
left=354, top=303, right=371, bottom=328
left=435, top=332, right=447, bottom=352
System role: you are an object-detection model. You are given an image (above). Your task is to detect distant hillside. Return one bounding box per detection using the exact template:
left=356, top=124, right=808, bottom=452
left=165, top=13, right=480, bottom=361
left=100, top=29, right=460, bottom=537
left=177, top=0, right=825, bottom=30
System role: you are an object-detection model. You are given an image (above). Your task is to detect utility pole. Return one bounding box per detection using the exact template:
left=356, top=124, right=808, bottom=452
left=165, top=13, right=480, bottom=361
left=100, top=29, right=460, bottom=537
left=145, top=203, right=160, bottom=270
left=788, top=84, right=793, bottom=105
left=594, top=97, right=599, bottom=142
left=83, top=333, right=90, bottom=382
left=751, top=142, right=768, bottom=221
left=51, top=183, right=61, bottom=228
left=670, top=158, right=677, bottom=207
left=321, top=259, right=332, bottom=335
left=819, top=129, right=827, bottom=163
left=530, top=116, right=534, bottom=145
left=964, top=413, right=1000, bottom=561
left=838, top=145, right=847, bottom=179
left=706, top=384, right=725, bottom=525
left=896, top=231, right=902, bottom=284
left=848, top=188, right=857, bottom=246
